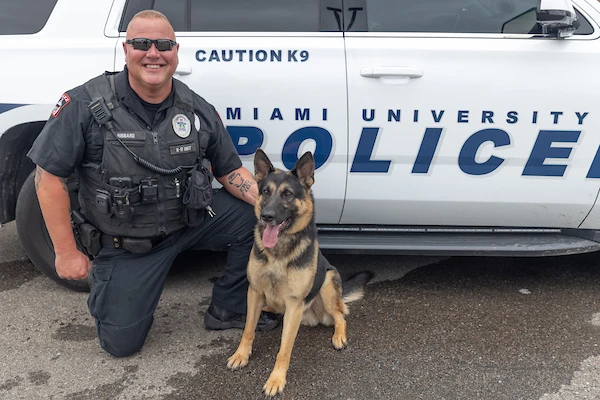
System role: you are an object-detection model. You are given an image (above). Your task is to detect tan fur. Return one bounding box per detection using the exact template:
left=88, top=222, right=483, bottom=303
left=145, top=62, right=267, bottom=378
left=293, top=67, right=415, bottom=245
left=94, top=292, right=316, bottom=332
left=342, top=289, right=366, bottom=303
left=287, top=196, right=314, bottom=235
left=302, top=270, right=349, bottom=327
left=227, top=150, right=361, bottom=397
left=246, top=244, right=318, bottom=314
left=228, top=238, right=352, bottom=397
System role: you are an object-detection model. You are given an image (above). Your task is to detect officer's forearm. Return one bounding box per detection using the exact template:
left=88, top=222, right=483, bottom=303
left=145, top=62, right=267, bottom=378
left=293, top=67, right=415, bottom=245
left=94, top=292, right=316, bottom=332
left=217, top=166, right=258, bottom=206
left=34, top=166, right=78, bottom=255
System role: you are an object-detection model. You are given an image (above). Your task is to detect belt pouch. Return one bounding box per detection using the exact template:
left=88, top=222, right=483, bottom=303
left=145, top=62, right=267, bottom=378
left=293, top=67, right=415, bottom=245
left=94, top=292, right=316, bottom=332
left=80, top=223, right=101, bottom=257
left=122, top=238, right=153, bottom=253
left=181, top=165, right=213, bottom=227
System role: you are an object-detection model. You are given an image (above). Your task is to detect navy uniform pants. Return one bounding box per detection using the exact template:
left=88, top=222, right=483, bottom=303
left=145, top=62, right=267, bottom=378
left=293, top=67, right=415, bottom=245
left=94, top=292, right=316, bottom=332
left=87, top=189, right=255, bottom=357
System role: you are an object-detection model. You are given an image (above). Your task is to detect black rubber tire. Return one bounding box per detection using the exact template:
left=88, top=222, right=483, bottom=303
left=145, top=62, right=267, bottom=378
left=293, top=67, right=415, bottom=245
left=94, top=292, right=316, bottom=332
left=15, top=171, right=89, bottom=292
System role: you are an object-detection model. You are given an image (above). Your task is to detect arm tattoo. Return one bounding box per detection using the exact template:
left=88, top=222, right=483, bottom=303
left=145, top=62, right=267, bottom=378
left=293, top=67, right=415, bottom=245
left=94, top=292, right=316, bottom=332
left=227, top=172, right=255, bottom=198
left=34, top=167, right=71, bottom=211
left=34, top=167, right=42, bottom=190
left=58, top=177, right=71, bottom=212
left=58, top=177, right=69, bottom=193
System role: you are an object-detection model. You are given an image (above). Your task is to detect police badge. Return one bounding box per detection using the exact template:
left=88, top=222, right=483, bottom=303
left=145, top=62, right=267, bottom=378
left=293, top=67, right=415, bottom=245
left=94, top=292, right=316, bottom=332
left=172, top=114, right=191, bottom=138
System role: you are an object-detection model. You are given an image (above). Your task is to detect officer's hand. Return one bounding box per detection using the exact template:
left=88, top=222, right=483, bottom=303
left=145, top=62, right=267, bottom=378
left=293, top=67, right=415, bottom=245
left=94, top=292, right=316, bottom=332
left=55, top=249, right=92, bottom=280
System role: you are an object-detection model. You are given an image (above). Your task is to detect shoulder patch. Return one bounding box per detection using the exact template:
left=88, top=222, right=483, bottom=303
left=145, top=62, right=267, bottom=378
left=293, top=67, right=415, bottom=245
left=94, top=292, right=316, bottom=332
left=51, top=93, right=71, bottom=118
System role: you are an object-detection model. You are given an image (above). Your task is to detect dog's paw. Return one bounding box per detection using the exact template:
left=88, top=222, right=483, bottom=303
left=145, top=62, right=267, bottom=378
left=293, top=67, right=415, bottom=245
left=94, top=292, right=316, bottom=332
left=332, top=333, right=347, bottom=350
left=263, top=374, right=286, bottom=397
left=227, top=350, right=251, bottom=370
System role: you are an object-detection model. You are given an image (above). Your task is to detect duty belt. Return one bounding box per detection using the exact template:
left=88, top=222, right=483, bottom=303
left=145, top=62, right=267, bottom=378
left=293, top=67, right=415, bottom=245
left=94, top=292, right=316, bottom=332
left=100, top=234, right=165, bottom=253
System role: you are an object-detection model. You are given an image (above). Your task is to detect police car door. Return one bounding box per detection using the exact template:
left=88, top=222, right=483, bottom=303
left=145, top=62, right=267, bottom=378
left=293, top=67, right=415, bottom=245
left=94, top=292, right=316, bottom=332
left=117, top=0, right=348, bottom=224
left=341, top=0, right=600, bottom=228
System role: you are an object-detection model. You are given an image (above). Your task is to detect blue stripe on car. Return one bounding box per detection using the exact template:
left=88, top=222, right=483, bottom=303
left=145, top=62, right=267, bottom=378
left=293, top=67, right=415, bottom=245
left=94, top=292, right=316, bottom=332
left=0, top=104, right=27, bottom=114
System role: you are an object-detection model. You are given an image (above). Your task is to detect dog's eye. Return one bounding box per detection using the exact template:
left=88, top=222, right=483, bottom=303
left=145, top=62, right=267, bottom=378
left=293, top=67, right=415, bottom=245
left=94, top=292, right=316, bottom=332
left=283, top=190, right=293, bottom=197
left=262, top=188, right=270, bottom=195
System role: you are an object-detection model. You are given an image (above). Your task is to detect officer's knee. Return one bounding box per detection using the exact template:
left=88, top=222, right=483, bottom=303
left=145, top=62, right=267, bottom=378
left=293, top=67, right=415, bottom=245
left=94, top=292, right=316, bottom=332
left=96, top=317, right=152, bottom=358
left=100, top=338, right=144, bottom=358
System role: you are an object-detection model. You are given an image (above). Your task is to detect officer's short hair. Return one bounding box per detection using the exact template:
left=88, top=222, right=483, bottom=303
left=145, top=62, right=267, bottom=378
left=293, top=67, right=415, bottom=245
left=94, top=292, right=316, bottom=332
left=127, top=10, right=171, bottom=31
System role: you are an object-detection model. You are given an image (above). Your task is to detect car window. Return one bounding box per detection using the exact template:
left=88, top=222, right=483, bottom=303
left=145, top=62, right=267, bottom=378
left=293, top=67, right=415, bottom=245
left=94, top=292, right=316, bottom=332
left=0, top=0, right=57, bottom=35
left=364, top=0, right=593, bottom=35
left=122, top=0, right=321, bottom=33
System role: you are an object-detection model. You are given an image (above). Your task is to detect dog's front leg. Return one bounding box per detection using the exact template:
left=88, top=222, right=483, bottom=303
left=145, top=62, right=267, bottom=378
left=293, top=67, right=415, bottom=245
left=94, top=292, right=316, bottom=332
left=263, top=301, right=304, bottom=397
left=227, top=286, right=264, bottom=370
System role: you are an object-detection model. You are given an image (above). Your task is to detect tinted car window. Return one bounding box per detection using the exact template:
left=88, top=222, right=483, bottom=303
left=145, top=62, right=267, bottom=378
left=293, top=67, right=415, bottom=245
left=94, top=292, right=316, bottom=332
left=573, top=10, right=594, bottom=34
left=365, top=0, right=593, bottom=35
left=190, top=0, right=320, bottom=32
left=124, top=0, right=321, bottom=32
left=0, top=0, right=57, bottom=35
left=153, top=0, right=188, bottom=32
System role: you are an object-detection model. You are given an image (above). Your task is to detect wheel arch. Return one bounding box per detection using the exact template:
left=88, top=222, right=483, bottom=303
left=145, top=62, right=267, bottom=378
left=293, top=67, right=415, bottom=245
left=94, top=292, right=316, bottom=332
left=0, top=121, right=46, bottom=224
left=15, top=169, right=88, bottom=292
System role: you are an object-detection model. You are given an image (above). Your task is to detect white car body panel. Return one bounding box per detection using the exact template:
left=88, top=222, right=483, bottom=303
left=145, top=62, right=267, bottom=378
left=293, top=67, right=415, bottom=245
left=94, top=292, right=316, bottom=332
left=343, top=32, right=600, bottom=228
left=2, top=0, right=600, bottom=237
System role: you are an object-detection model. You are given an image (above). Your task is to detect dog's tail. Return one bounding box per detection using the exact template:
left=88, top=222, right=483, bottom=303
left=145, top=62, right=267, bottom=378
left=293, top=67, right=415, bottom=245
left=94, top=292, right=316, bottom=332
left=342, top=271, right=375, bottom=303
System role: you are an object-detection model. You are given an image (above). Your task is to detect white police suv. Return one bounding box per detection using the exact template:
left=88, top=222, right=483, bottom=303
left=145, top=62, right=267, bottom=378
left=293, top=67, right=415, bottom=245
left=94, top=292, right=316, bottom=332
left=1, top=0, right=599, bottom=290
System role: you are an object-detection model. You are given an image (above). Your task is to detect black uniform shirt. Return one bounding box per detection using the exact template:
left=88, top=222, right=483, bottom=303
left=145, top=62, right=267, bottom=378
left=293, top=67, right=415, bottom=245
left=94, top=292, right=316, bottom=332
left=27, top=68, right=242, bottom=179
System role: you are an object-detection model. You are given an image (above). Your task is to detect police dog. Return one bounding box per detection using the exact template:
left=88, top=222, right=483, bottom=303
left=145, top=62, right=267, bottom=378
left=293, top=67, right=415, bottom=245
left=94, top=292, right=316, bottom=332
left=227, top=149, right=373, bottom=397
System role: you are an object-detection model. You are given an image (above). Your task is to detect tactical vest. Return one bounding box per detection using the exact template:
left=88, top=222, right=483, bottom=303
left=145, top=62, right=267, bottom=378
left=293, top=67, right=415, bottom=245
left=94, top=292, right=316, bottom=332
left=79, top=73, right=209, bottom=238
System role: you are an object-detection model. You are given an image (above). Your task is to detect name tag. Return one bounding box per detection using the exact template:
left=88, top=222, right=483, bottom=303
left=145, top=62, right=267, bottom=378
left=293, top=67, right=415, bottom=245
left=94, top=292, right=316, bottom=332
left=107, top=131, right=146, bottom=141
left=170, top=142, right=196, bottom=155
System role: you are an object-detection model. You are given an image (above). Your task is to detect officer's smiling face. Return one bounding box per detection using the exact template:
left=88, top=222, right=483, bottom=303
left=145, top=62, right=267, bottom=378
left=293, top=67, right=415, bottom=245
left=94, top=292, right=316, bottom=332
left=124, top=16, right=179, bottom=102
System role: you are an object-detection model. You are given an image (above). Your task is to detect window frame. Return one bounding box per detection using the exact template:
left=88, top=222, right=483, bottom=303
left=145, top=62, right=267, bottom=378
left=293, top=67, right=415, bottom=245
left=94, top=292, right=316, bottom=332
left=343, top=0, right=599, bottom=40
left=119, top=0, right=343, bottom=34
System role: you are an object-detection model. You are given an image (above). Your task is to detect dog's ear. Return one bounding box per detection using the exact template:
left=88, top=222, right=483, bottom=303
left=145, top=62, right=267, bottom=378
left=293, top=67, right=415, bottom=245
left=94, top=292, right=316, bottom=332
left=254, top=149, right=275, bottom=183
left=292, top=151, right=315, bottom=188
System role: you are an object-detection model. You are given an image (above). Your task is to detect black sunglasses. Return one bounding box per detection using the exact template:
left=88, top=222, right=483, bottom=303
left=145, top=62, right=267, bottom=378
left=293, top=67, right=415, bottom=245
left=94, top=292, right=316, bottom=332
left=125, top=38, right=177, bottom=52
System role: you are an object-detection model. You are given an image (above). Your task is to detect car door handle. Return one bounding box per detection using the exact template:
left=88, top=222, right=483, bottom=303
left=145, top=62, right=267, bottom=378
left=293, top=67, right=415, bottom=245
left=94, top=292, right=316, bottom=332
left=360, top=67, right=423, bottom=79
left=175, top=65, right=192, bottom=75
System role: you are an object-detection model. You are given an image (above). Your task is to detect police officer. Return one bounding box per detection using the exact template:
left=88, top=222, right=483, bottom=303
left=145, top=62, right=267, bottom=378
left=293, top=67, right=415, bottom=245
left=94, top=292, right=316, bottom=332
left=27, top=10, right=278, bottom=358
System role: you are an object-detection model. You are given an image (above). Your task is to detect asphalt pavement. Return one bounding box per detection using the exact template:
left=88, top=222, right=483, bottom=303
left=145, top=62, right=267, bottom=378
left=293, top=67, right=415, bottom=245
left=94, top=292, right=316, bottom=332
left=1, top=221, right=599, bottom=399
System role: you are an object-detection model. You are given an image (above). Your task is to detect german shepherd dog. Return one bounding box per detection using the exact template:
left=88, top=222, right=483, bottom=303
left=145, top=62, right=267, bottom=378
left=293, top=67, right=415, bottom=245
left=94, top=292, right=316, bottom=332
left=227, top=149, right=373, bottom=397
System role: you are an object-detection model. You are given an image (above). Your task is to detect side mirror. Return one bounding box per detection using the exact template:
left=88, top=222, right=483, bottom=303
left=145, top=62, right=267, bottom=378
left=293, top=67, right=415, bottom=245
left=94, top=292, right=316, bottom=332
left=536, top=0, right=579, bottom=38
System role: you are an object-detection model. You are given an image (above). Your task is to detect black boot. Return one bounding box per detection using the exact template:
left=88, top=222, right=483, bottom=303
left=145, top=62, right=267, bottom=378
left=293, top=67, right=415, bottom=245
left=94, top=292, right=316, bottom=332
left=204, top=303, right=280, bottom=331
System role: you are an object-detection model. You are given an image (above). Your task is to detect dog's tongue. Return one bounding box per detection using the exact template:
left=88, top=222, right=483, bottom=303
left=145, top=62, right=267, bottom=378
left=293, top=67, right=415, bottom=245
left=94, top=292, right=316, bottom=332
left=262, top=221, right=286, bottom=249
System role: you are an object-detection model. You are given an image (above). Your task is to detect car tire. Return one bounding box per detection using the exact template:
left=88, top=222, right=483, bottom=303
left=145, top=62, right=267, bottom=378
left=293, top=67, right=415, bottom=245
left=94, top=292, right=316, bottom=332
left=15, top=170, right=89, bottom=292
